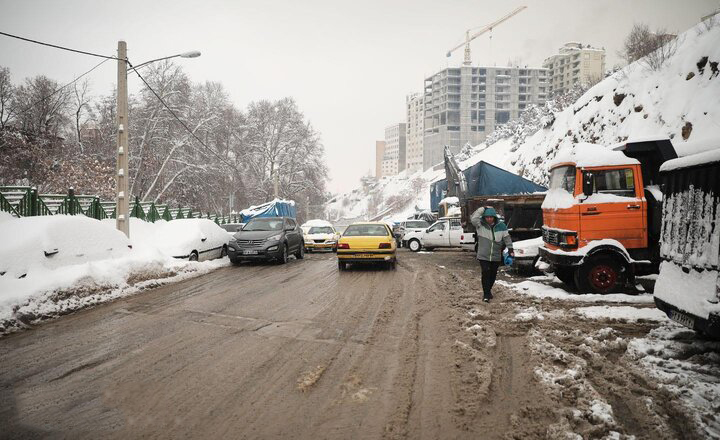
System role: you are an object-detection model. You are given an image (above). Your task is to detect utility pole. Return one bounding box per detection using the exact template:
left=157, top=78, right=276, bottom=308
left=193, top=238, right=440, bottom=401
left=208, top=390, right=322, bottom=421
left=116, top=41, right=130, bottom=237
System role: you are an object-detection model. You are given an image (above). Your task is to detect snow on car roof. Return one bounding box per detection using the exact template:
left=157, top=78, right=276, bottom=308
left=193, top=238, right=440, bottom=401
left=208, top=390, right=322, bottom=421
left=550, top=142, right=640, bottom=168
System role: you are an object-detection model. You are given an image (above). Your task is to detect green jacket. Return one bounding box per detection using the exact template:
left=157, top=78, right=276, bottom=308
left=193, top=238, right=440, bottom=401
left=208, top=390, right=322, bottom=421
left=470, top=207, right=513, bottom=262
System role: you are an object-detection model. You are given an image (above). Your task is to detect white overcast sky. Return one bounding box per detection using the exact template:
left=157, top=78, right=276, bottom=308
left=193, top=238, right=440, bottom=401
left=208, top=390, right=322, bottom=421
left=1, top=0, right=717, bottom=194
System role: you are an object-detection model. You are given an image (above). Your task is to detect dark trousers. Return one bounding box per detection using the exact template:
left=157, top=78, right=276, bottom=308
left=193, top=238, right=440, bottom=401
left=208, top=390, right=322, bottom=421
left=479, top=260, right=500, bottom=299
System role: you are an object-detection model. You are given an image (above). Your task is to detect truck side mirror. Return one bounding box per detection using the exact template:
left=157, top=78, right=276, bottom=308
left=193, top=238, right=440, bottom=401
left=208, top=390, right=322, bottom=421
left=582, top=173, right=595, bottom=197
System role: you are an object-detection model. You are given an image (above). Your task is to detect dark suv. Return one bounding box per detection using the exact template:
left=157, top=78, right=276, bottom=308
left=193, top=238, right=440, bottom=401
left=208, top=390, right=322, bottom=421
left=228, top=217, right=305, bottom=264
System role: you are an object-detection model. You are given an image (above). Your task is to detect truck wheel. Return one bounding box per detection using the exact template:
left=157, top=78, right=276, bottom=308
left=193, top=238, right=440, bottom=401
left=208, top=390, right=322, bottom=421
left=408, top=239, right=422, bottom=252
left=575, top=257, right=624, bottom=294
left=554, top=267, right=576, bottom=288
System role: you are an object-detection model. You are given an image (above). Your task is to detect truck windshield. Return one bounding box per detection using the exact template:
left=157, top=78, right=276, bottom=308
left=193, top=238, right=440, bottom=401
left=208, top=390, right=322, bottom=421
left=549, top=166, right=576, bottom=194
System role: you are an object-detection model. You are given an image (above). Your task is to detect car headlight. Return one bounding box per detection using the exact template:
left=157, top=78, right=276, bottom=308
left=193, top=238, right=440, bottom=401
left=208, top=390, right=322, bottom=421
left=267, top=234, right=283, bottom=242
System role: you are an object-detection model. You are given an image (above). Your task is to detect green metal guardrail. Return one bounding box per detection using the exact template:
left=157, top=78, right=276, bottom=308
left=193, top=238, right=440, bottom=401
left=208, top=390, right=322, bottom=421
left=0, top=186, right=239, bottom=225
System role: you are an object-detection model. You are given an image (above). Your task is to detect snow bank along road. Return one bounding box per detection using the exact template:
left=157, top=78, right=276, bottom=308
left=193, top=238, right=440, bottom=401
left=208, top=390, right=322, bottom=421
left=1, top=251, right=718, bottom=439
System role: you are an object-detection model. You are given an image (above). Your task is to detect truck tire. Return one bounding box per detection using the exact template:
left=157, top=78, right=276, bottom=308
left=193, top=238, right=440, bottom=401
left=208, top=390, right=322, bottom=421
left=554, top=266, right=576, bottom=288
left=408, top=239, right=422, bottom=252
left=575, top=257, right=624, bottom=294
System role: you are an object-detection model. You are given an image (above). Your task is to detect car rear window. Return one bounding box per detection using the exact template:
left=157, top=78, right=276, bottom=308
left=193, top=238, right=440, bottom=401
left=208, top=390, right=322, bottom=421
left=343, top=224, right=389, bottom=237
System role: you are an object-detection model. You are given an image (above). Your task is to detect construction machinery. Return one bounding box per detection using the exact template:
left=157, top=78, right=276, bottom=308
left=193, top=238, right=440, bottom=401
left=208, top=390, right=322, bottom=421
left=446, top=6, right=527, bottom=65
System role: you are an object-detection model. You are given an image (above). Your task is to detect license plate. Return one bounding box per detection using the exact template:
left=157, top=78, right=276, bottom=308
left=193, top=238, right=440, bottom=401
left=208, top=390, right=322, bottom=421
left=669, top=310, right=695, bottom=329
left=242, top=250, right=258, bottom=255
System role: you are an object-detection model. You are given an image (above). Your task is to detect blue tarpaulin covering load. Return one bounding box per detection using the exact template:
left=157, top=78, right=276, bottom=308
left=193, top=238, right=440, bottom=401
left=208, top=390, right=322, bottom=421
left=430, top=161, right=546, bottom=212
left=239, top=199, right=296, bottom=222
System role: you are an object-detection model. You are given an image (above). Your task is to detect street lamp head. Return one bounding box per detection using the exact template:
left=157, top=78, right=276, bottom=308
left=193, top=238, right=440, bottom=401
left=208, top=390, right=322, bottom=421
left=180, top=51, right=201, bottom=58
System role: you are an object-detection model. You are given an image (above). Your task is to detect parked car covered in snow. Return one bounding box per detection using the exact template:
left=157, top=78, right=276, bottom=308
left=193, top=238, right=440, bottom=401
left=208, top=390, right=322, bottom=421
left=302, top=220, right=340, bottom=252
left=153, top=219, right=229, bottom=261
left=405, top=217, right=463, bottom=252
left=0, top=215, right=131, bottom=278
left=653, top=146, right=720, bottom=338
left=228, top=217, right=304, bottom=264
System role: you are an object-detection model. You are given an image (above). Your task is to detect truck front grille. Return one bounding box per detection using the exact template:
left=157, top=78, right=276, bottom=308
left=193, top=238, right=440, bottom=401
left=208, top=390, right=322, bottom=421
left=542, top=228, right=562, bottom=246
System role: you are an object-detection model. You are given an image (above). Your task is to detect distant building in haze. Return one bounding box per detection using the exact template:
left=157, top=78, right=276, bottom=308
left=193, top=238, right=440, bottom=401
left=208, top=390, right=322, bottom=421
left=381, top=123, right=406, bottom=177
left=543, top=42, right=606, bottom=95
left=375, top=140, right=386, bottom=178
left=405, top=93, right=424, bottom=173
left=422, top=66, right=548, bottom=170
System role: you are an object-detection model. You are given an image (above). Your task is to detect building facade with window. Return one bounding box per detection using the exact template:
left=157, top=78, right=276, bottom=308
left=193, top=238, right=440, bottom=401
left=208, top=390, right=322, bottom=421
left=422, top=66, right=548, bottom=170
left=543, top=42, right=606, bottom=95
left=405, top=93, right=424, bottom=173
left=381, top=123, right=406, bottom=177
left=375, top=140, right=386, bottom=178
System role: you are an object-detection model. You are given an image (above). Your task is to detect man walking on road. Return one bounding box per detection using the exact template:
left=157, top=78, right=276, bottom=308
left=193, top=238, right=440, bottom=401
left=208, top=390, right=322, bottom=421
left=471, top=207, right=513, bottom=302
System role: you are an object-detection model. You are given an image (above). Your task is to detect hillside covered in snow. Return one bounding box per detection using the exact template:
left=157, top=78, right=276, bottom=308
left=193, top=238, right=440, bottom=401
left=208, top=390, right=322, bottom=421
left=327, top=20, right=720, bottom=222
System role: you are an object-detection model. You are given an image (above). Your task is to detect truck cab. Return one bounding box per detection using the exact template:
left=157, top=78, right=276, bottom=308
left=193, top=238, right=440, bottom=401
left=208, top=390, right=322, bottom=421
left=539, top=140, right=677, bottom=293
left=405, top=217, right=463, bottom=252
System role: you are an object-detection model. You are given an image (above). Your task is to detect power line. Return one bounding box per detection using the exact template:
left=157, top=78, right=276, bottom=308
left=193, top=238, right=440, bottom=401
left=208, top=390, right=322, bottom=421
left=0, top=30, right=120, bottom=61
left=13, top=58, right=109, bottom=117
left=128, top=62, right=235, bottom=168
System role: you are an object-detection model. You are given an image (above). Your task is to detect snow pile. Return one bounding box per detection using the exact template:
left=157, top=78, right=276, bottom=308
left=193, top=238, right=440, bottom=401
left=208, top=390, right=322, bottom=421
left=1, top=215, right=131, bottom=278
left=573, top=305, right=667, bottom=322
left=514, top=306, right=545, bottom=321
left=654, top=261, right=720, bottom=319
left=0, top=215, right=229, bottom=334
left=627, top=323, right=720, bottom=438
left=497, top=277, right=654, bottom=304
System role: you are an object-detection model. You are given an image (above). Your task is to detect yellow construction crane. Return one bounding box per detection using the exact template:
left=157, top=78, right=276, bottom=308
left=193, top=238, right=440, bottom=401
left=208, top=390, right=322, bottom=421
left=446, top=6, right=527, bottom=65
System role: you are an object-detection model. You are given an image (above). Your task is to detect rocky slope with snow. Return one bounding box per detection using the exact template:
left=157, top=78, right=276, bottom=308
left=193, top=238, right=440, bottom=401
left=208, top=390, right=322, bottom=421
left=327, top=20, right=720, bottom=222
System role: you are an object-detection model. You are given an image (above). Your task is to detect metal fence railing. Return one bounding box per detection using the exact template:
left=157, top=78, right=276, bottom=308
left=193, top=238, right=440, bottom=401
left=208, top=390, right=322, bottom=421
left=0, top=186, right=243, bottom=225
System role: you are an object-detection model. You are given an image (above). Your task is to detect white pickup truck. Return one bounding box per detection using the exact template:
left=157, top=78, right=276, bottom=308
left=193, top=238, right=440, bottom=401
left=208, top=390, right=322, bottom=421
left=404, top=217, right=463, bottom=252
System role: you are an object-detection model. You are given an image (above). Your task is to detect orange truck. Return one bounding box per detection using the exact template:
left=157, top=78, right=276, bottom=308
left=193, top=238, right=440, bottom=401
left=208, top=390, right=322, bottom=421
left=538, top=139, right=678, bottom=293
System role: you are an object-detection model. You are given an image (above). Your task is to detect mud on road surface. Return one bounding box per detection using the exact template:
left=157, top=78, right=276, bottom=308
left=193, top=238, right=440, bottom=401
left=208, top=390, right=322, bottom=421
left=1, top=249, right=717, bottom=439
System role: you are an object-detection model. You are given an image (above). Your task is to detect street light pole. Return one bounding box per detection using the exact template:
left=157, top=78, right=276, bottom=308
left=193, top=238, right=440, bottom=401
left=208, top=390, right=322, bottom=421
left=116, top=40, right=130, bottom=237
left=114, top=44, right=201, bottom=238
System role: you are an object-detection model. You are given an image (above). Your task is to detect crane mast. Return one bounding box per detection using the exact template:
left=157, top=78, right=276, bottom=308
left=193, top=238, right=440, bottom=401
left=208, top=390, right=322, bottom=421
left=447, top=6, right=527, bottom=65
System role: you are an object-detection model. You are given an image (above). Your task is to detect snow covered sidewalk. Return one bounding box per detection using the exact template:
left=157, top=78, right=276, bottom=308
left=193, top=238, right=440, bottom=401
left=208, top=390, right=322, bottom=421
left=0, top=214, right=229, bottom=334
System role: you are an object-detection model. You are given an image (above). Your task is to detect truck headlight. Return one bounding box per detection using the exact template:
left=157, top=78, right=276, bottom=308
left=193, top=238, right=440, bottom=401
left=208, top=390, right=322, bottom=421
left=560, top=233, right=578, bottom=248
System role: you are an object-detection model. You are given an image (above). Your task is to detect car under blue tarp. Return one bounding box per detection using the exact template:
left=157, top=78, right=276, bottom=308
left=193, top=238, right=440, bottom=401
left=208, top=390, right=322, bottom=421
left=430, top=161, right=546, bottom=212
left=239, top=199, right=296, bottom=223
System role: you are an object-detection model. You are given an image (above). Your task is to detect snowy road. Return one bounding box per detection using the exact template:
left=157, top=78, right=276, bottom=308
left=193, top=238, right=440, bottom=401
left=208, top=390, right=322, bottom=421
left=1, top=250, right=718, bottom=439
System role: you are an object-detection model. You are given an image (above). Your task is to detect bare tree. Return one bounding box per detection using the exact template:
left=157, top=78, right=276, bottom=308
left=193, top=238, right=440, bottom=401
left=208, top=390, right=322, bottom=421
left=0, top=67, right=13, bottom=131
left=619, top=23, right=677, bottom=71
left=11, top=75, right=71, bottom=138
left=72, top=79, right=92, bottom=152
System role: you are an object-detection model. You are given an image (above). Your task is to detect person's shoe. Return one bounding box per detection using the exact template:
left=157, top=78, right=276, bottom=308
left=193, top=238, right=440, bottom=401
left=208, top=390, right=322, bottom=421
left=483, top=297, right=490, bottom=303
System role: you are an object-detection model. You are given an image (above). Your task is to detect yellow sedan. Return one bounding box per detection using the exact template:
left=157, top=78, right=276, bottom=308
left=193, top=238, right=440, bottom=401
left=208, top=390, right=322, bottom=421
left=337, top=222, right=397, bottom=270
